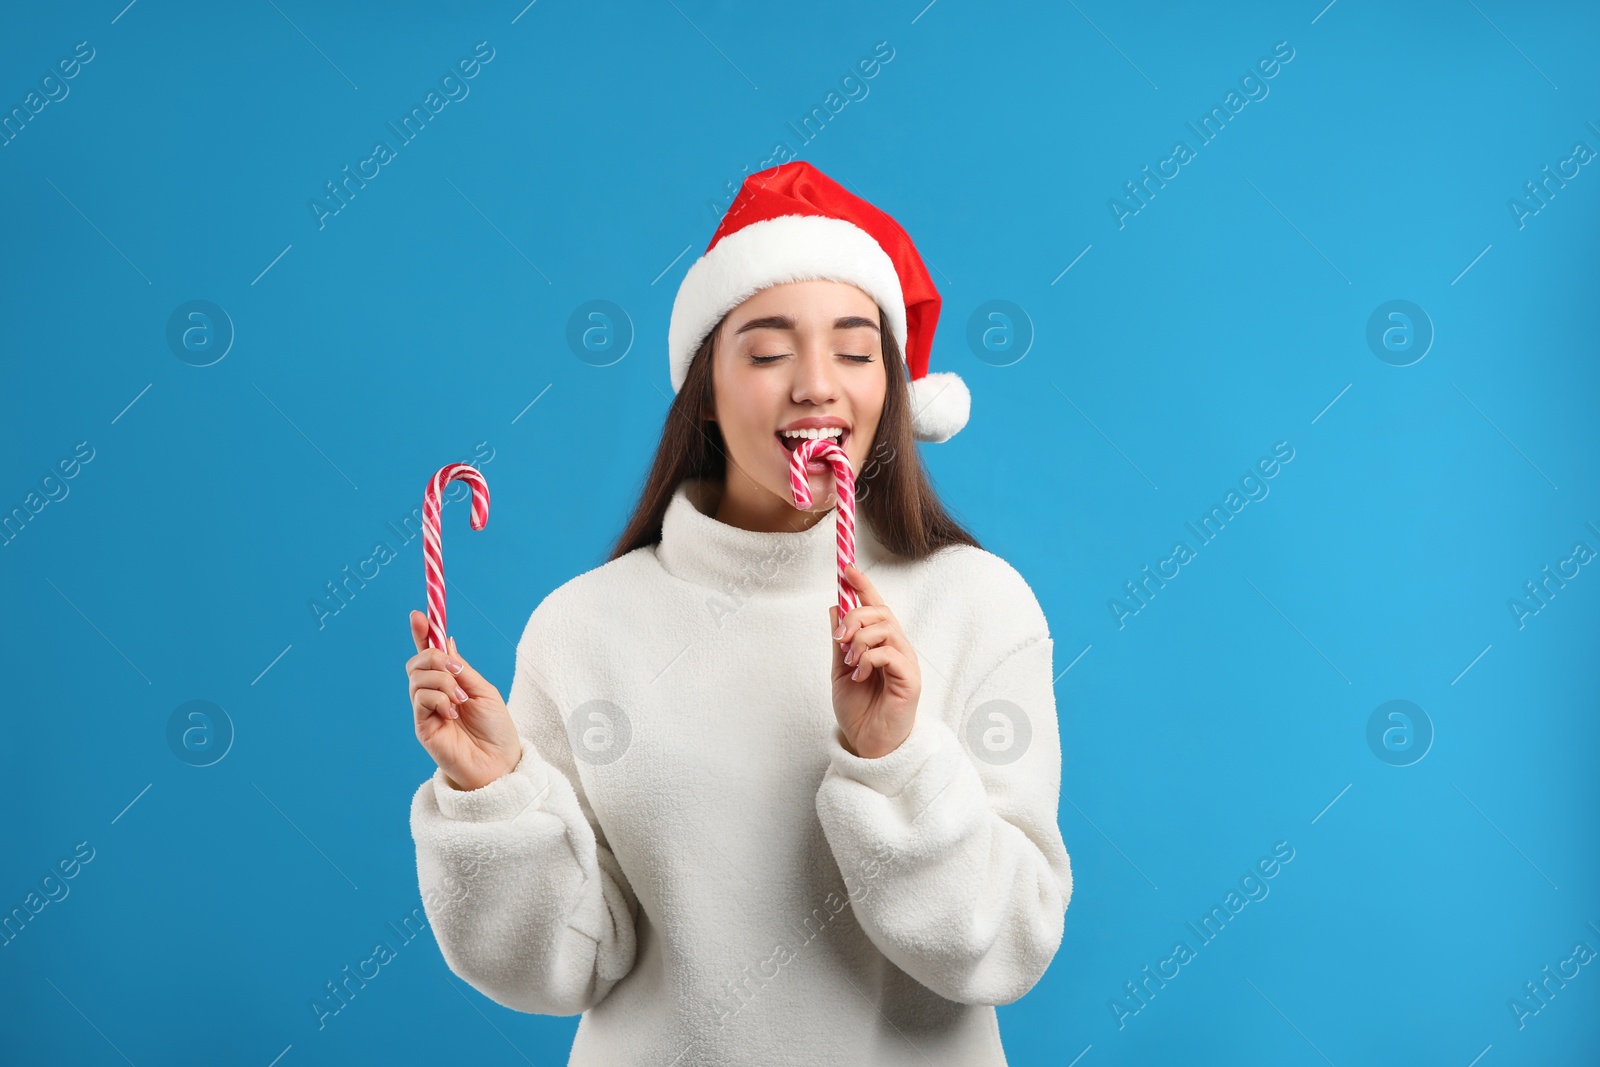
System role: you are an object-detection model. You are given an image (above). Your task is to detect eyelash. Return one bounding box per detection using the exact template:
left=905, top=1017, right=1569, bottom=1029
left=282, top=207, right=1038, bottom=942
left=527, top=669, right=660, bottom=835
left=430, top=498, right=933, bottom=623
left=748, top=354, right=875, bottom=365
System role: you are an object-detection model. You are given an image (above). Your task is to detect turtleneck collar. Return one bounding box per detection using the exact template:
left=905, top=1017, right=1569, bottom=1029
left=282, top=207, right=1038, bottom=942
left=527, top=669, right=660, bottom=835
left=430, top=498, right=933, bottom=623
left=655, top=477, right=889, bottom=598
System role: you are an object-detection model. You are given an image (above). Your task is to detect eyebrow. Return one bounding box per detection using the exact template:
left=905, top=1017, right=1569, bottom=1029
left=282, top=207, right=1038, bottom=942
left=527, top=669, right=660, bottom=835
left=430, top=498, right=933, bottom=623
left=733, top=314, right=881, bottom=335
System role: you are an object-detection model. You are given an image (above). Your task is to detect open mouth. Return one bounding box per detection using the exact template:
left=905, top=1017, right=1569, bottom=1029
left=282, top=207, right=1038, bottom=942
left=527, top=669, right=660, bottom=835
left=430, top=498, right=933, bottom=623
left=776, top=428, right=849, bottom=455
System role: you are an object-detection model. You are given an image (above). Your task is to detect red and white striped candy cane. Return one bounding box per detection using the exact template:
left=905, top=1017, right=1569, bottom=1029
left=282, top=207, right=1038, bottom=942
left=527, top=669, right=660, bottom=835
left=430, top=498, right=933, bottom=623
left=788, top=438, right=859, bottom=620
left=423, top=463, right=490, bottom=652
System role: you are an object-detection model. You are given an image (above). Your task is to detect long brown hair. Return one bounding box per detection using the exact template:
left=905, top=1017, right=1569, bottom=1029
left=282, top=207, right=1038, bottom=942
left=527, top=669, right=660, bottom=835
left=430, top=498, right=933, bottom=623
left=609, top=306, right=982, bottom=561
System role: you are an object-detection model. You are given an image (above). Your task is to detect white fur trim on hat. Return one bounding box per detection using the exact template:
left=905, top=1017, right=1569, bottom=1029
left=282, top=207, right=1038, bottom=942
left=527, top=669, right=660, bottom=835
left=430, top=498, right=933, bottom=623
left=909, top=370, right=970, bottom=443
left=668, top=214, right=907, bottom=393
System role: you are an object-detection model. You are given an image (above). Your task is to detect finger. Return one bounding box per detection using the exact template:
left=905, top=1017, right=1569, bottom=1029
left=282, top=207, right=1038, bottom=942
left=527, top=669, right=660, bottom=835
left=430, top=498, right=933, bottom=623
left=415, top=686, right=459, bottom=723
left=833, top=602, right=870, bottom=639
left=844, top=621, right=906, bottom=668
left=406, top=646, right=456, bottom=678
left=850, top=644, right=886, bottom=682
left=838, top=604, right=888, bottom=646
left=850, top=644, right=906, bottom=684
left=410, top=610, right=428, bottom=653
left=844, top=562, right=884, bottom=608
left=845, top=621, right=910, bottom=672
left=411, top=668, right=468, bottom=705
left=441, top=640, right=497, bottom=700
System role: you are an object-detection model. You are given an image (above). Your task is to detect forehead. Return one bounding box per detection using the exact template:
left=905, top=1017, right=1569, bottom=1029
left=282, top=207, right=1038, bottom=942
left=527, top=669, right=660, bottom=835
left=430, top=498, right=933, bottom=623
left=728, top=278, right=879, bottom=325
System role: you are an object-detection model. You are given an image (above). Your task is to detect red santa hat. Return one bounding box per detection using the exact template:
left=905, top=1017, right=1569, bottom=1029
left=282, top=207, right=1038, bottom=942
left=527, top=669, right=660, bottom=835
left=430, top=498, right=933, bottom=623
left=667, top=161, right=970, bottom=443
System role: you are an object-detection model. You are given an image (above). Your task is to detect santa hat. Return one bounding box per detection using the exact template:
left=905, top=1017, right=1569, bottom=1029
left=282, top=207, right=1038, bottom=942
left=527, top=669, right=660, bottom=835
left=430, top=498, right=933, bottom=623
left=667, top=161, right=969, bottom=443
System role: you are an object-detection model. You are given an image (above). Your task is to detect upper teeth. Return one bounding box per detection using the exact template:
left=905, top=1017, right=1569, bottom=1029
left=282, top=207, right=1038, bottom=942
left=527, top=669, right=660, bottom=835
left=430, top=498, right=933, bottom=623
left=780, top=427, right=844, bottom=440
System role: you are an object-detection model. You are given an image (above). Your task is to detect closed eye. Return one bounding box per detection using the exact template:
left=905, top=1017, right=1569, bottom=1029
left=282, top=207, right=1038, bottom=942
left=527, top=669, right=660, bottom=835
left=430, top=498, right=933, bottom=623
left=748, top=353, right=876, bottom=365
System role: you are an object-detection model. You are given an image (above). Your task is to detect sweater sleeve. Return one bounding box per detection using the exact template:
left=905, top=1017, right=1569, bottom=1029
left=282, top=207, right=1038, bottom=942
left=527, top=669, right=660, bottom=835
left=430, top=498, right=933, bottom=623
left=409, top=616, right=640, bottom=1016
left=813, top=593, right=1072, bottom=1006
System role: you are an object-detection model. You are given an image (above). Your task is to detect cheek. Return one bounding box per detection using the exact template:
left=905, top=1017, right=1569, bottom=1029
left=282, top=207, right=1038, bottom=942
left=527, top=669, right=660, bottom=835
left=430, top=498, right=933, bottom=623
left=847, top=380, right=886, bottom=457
left=718, top=372, right=783, bottom=453
left=730, top=416, right=772, bottom=458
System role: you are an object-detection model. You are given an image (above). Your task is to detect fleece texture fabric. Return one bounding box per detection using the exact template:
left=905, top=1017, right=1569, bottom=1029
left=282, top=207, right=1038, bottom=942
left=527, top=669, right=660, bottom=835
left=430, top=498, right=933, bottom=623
left=409, top=476, right=1073, bottom=1066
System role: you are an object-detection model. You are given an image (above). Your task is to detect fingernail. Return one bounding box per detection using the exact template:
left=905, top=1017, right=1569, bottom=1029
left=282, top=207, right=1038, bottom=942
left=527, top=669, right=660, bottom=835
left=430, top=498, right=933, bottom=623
left=445, top=705, right=459, bottom=720
left=446, top=658, right=463, bottom=674
left=454, top=685, right=469, bottom=702
left=833, top=623, right=845, bottom=640
left=844, top=646, right=856, bottom=665
left=851, top=665, right=864, bottom=680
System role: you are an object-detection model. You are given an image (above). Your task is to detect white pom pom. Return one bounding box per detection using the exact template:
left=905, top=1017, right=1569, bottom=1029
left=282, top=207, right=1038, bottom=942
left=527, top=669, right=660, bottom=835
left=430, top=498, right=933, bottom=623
left=909, top=371, right=971, bottom=443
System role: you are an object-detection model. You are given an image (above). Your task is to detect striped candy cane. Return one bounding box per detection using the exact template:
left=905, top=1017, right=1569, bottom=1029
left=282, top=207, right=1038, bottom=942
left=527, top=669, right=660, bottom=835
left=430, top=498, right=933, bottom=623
left=788, top=438, right=860, bottom=620
left=423, top=463, right=490, bottom=652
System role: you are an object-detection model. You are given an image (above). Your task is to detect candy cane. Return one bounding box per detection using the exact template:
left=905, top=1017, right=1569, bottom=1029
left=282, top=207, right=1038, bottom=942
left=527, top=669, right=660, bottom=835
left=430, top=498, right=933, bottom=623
left=788, top=438, right=860, bottom=620
left=423, top=463, right=490, bottom=652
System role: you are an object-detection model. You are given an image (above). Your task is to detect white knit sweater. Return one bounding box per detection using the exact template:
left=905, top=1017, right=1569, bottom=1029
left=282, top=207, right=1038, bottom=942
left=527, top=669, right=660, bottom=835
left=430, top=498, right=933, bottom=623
left=410, top=476, right=1072, bottom=1065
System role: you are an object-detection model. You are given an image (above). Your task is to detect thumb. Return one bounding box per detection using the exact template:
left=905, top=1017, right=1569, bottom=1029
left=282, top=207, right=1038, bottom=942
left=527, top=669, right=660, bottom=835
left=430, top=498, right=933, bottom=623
left=446, top=635, right=496, bottom=699
left=410, top=609, right=428, bottom=653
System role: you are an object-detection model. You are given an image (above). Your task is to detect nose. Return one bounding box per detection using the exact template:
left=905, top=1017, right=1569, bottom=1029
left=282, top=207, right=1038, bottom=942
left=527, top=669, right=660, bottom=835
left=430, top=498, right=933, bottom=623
left=789, top=338, right=839, bottom=406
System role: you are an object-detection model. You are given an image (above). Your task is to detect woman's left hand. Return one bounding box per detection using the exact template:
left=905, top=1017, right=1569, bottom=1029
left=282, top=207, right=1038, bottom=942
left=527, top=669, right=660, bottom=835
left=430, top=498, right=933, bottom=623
left=829, top=562, right=921, bottom=759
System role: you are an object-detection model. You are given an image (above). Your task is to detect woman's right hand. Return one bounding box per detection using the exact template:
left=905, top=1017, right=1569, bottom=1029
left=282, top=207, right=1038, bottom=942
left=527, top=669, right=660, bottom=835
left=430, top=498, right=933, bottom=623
left=407, top=610, right=523, bottom=792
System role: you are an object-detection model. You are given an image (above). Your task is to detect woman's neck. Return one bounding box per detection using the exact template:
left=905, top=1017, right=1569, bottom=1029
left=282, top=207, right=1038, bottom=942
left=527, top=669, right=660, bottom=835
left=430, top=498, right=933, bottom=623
left=712, top=472, right=831, bottom=534
left=656, top=477, right=886, bottom=599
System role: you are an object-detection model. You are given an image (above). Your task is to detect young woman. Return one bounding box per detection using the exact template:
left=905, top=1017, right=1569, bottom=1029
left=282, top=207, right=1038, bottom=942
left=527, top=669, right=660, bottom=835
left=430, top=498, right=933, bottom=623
left=407, top=162, right=1072, bottom=1065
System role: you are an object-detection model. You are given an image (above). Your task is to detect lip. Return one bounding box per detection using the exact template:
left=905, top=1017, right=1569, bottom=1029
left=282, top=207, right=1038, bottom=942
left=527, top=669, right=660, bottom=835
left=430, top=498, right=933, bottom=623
left=776, top=418, right=850, bottom=460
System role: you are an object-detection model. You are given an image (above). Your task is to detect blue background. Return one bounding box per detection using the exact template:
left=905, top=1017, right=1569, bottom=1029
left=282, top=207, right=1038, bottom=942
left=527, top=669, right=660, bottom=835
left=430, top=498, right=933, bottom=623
left=4, top=0, right=1598, bottom=1063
